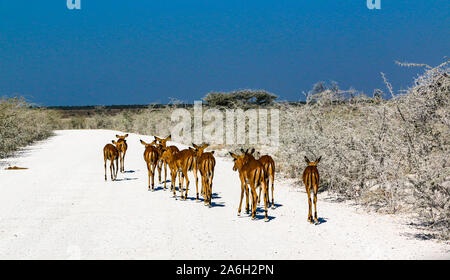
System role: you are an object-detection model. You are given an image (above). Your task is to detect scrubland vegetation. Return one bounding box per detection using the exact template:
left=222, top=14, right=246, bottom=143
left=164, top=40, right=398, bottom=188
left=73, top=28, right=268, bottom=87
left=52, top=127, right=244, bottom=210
left=0, top=97, right=59, bottom=158
left=278, top=61, right=449, bottom=239
left=1, top=61, right=448, bottom=239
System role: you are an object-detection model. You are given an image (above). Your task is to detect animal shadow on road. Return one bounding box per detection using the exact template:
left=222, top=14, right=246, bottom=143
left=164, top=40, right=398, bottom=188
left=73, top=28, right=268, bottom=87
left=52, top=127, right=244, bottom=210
left=148, top=186, right=165, bottom=192
left=254, top=213, right=276, bottom=222
left=123, top=170, right=136, bottom=173
left=257, top=202, right=283, bottom=209
left=315, top=217, right=328, bottom=225
left=115, top=177, right=138, bottom=182
left=184, top=193, right=226, bottom=207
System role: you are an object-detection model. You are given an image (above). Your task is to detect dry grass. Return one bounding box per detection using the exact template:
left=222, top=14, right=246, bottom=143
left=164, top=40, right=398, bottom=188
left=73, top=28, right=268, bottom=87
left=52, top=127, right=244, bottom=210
left=0, top=97, right=60, bottom=158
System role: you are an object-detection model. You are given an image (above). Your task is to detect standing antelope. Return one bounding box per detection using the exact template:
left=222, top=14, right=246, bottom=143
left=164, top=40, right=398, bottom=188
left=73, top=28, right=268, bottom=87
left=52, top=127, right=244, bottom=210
left=103, top=142, right=119, bottom=181
left=193, top=144, right=216, bottom=206
left=162, top=148, right=196, bottom=200
left=303, top=156, right=321, bottom=224
left=246, top=149, right=276, bottom=209
left=115, top=134, right=128, bottom=173
left=155, top=135, right=180, bottom=189
left=140, top=139, right=160, bottom=191
left=241, top=149, right=275, bottom=209
left=229, top=152, right=269, bottom=221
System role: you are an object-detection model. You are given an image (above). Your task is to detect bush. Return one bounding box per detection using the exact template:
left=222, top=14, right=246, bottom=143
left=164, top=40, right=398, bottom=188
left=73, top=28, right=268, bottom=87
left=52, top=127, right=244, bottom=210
left=0, top=97, right=59, bottom=158
left=203, top=89, right=278, bottom=108
left=276, top=61, right=449, bottom=239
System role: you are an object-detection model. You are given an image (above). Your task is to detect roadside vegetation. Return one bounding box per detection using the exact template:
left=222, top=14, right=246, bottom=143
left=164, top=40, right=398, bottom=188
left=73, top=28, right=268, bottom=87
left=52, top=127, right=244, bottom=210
left=0, top=97, right=60, bottom=158
left=2, top=61, right=448, bottom=239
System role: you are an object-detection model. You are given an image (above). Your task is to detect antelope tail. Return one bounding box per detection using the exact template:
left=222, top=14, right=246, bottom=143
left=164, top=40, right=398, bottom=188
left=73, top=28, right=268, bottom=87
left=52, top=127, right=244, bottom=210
left=187, top=155, right=194, bottom=171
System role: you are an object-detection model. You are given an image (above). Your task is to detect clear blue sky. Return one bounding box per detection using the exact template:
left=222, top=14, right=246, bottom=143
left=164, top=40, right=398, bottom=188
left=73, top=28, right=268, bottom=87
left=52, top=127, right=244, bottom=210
left=0, top=0, right=448, bottom=106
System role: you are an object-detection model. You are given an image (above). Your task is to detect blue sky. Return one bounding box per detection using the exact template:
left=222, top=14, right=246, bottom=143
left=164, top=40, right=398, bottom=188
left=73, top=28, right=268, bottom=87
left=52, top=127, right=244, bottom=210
left=0, top=0, right=448, bottom=106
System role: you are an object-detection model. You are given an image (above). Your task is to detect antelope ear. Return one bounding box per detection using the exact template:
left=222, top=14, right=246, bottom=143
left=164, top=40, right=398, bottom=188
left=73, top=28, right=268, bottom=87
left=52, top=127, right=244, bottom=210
left=240, top=148, right=245, bottom=154
left=115, top=135, right=120, bottom=138
left=304, top=156, right=310, bottom=163
left=167, top=135, right=171, bottom=140
left=203, top=143, right=210, bottom=148
left=229, top=152, right=237, bottom=159
left=192, top=143, right=199, bottom=149
left=250, top=148, right=255, bottom=154
left=124, top=134, right=128, bottom=138
left=140, top=139, right=146, bottom=145
left=154, top=136, right=162, bottom=142
left=211, top=151, right=215, bottom=154
left=315, top=156, right=322, bottom=164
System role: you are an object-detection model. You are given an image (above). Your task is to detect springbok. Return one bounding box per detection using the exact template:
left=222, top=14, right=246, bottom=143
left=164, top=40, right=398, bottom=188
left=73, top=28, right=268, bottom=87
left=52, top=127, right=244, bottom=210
left=303, top=156, right=321, bottom=224
left=229, top=152, right=269, bottom=221
left=162, top=147, right=196, bottom=200
left=115, top=134, right=128, bottom=173
left=140, top=139, right=160, bottom=191
left=103, top=142, right=119, bottom=181
left=193, top=144, right=216, bottom=206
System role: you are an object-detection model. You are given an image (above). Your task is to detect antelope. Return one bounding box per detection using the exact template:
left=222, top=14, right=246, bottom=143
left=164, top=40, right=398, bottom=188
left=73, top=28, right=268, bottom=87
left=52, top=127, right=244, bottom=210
left=246, top=149, right=276, bottom=209
left=193, top=144, right=216, bottom=206
left=140, top=139, right=160, bottom=191
left=155, top=135, right=180, bottom=189
left=303, top=156, right=321, bottom=224
left=115, top=134, right=128, bottom=173
left=229, top=152, right=269, bottom=221
left=103, top=142, right=119, bottom=181
left=162, top=147, right=196, bottom=200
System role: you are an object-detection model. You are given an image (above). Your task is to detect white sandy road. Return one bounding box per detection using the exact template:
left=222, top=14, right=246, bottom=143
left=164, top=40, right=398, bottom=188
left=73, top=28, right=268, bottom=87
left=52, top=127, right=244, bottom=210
left=0, top=129, right=448, bottom=259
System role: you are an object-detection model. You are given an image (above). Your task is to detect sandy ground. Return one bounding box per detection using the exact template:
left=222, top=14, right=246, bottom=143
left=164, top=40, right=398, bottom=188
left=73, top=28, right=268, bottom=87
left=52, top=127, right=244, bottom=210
left=0, top=129, right=448, bottom=260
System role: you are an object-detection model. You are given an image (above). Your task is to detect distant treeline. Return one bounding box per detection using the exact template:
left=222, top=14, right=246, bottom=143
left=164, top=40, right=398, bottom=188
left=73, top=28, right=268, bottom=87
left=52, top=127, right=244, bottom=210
left=46, top=101, right=307, bottom=111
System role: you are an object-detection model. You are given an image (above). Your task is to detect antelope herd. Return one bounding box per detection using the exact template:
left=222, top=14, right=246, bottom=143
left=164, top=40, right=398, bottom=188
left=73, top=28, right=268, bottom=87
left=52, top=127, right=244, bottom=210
left=102, top=134, right=322, bottom=224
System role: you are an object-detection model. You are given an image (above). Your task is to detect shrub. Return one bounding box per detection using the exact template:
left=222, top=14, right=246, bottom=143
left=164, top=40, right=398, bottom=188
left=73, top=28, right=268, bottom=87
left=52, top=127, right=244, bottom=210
left=0, top=97, right=59, bottom=158
left=276, top=61, right=449, bottom=238
left=203, top=89, right=278, bottom=108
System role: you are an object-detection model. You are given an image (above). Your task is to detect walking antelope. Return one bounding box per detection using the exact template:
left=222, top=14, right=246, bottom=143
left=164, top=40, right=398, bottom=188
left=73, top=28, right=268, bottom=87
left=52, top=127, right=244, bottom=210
left=155, top=135, right=180, bottom=189
left=140, top=139, right=160, bottom=191
left=115, top=134, right=128, bottom=173
left=229, top=152, right=269, bottom=221
left=103, top=142, right=119, bottom=181
left=193, top=144, right=216, bottom=206
left=246, top=149, right=276, bottom=209
left=161, top=147, right=196, bottom=200
left=303, top=156, right=321, bottom=224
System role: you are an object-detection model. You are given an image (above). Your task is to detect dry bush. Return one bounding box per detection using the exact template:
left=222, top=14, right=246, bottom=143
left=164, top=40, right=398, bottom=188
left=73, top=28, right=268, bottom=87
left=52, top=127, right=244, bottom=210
left=277, top=61, right=449, bottom=239
left=0, top=97, right=60, bottom=158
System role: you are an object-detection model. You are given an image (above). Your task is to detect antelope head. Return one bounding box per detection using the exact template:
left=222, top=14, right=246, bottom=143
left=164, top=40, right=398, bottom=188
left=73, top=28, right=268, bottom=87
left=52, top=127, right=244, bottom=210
left=193, top=143, right=209, bottom=157
left=240, top=148, right=256, bottom=162
left=140, top=139, right=157, bottom=147
left=305, top=156, right=322, bottom=166
left=112, top=140, right=120, bottom=149
left=229, top=152, right=246, bottom=172
left=154, top=135, right=171, bottom=147
left=116, top=134, right=128, bottom=142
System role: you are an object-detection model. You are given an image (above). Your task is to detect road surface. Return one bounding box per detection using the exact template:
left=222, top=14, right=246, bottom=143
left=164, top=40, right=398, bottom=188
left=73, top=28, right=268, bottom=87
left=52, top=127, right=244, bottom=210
left=0, top=130, right=448, bottom=259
